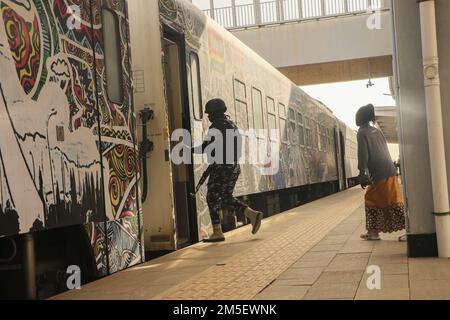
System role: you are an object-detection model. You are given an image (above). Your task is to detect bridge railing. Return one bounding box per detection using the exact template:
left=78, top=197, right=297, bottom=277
left=203, top=0, right=387, bottom=30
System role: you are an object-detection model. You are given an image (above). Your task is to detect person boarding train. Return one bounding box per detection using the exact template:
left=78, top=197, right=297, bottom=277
left=194, top=99, right=263, bottom=242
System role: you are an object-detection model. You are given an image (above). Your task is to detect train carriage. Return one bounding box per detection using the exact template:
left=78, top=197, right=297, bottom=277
left=0, top=0, right=358, bottom=299
left=0, top=0, right=143, bottom=298
left=129, top=0, right=358, bottom=252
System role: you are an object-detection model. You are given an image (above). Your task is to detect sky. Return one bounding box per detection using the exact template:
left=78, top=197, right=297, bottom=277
left=192, top=1, right=400, bottom=159
left=301, top=77, right=395, bottom=131
left=301, top=77, right=400, bottom=160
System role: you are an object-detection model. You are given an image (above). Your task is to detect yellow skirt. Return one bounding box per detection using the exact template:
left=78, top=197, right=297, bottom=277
left=365, top=176, right=406, bottom=233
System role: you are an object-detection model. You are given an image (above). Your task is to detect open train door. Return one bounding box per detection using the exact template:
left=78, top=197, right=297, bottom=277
left=339, top=130, right=348, bottom=190
left=161, top=26, right=199, bottom=249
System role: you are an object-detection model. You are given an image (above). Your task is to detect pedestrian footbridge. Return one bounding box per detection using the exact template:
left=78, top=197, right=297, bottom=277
left=200, top=0, right=393, bottom=85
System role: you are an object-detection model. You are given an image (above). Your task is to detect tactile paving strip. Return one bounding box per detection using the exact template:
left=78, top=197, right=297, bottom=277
left=154, top=191, right=363, bottom=300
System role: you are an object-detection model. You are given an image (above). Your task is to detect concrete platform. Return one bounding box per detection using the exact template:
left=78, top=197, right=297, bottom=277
left=52, top=187, right=450, bottom=300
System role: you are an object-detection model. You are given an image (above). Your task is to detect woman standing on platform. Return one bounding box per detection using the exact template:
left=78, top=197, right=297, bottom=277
left=356, top=104, right=406, bottom=240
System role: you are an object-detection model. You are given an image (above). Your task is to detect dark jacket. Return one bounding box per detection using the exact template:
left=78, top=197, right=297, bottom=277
left=195, top=116, right=242, bottom=164
left=357, top=123, right=397, bottom=182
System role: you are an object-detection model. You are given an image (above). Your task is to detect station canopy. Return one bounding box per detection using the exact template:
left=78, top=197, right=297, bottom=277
left=375, top=106, right=398, bottom=144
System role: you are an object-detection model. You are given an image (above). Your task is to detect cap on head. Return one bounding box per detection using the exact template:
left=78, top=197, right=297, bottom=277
left=205, top=99, right=227, bottom=115
left=356, top=103, right=375, bottom=127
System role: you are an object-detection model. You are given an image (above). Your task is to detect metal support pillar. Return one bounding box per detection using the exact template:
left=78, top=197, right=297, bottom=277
left=22, top=233, right=36, bottom=299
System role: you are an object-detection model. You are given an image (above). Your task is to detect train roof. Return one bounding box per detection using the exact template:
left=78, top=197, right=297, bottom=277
left=165, top=0, right=339, bottom=120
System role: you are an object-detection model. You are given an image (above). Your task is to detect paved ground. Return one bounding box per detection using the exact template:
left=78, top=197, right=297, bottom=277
left=52, top=187, right=450, bottom=300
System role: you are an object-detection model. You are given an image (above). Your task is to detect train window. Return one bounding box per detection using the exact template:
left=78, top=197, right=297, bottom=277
left=296, top=112, right=303, bottom=124
left=190, top=53, right=203, bottom=120
left=307, top=119, right=313, bottom=148
left=267, top=97, right=275, bottom=114
left=319, top=125, right=327, bottom=152
left=280, top=118, right=287, bottom=143
left=279, top=103, right=286, bottom=118
left=313, top=121, right=318, bottom=150
left=236, top=100, right=249, bottom=130
left=252, top=88, right=264, bottom=130
left=289, top=108, right=295, bottom=121
left=329, top=129, right=335, bottom=152
left=297, top=112, right=305, bottom=146
left=102, top=8, right=124, bottom=104
left=304, top=117, right=309, bottom=147
left=234, top=79, right=246, bottom=99
left=267, top=98, right=277, bottom=142
left=234, top=79, right=248, bottom=128
left=268, top=113, right=277, bottom=141
left=326, top=128, right=330, bottom=151
left=288, top=108, right=296, bottom=133
left=318, top=125, right=322, bottom=151
left=279, top=103, right=287, bottom=143
left=327, top=128, right=332, bottom=152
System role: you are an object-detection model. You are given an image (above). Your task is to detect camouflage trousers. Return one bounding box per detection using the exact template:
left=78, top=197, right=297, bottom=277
left=207, top=164, right=248, bottom=225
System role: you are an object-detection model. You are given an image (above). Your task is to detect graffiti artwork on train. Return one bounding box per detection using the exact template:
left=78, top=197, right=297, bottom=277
left=0, top=0, right=142, bottom=274
left=160, top=0, right=207, bottom=48
left=157, top=0, right=356, bottom=241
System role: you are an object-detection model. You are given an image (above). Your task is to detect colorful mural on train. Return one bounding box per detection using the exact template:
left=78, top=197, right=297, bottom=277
left=0, top=0, right=143, bottom=275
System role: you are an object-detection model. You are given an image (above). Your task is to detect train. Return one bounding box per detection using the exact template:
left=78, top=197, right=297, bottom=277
left=0, top=0, right=358, bottom=299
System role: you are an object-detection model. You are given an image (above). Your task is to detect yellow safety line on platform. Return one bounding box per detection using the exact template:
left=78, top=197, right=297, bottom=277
left=154, top=188, right=364, bottom=300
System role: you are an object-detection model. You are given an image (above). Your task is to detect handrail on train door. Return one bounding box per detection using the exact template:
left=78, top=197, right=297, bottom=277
left=139, top=107, right=154, bottom=203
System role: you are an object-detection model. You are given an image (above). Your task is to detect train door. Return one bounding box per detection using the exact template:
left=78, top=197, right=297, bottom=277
left=336, top=130, right=347, bottom=191
left=334, top=129, right=347, bottom=191
left=162, top=28, right=198, bottom=248
left=129, top=0, right=178, bottom=252
left=339, top=131, right=347, bottom=190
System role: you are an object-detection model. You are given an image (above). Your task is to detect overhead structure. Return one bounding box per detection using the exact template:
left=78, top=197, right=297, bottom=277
left=198, top=0, right=393, bottom=85
left=419, top=0, right=450, bottom=258
left=374, top=106, right=398, bottom=144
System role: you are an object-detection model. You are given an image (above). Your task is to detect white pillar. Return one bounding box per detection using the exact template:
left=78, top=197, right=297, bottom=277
left=231, top=0, right=237, bottom=27
left=320, top=0, right=325, bottom=15
left=254, top=0, right=261, bottom=25
left=298, top=0, right=303, bottom=18
left=419, top=0, right=450, bottom=258
left=279, top=0, right=285, bottom=21
left=210, top=0, right=215, bottom=19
